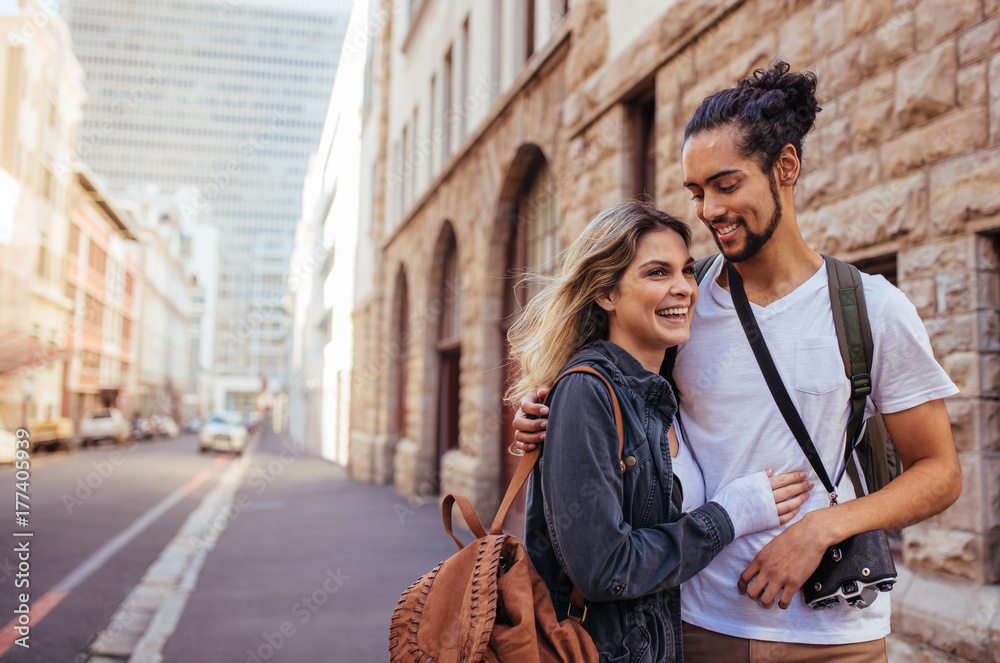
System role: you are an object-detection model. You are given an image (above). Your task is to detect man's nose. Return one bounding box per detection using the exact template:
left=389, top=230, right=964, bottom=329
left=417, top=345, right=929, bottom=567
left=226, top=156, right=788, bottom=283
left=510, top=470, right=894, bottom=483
left=702, top=191, right=726, bottom=221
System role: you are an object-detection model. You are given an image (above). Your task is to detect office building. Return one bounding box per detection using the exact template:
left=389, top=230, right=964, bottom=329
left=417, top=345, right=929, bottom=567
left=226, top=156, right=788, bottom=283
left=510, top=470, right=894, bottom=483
left=61, top=0, right=352, bottom=409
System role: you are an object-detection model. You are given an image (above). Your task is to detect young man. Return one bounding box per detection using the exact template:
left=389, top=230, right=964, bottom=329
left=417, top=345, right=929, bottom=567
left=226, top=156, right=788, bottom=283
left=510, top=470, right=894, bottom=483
left=512, top=61, right=961, bottom=661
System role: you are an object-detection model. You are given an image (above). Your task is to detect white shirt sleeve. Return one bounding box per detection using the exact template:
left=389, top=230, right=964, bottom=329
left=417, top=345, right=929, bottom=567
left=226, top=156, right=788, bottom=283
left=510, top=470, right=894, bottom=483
left=867, top=280, right=960, bottom=414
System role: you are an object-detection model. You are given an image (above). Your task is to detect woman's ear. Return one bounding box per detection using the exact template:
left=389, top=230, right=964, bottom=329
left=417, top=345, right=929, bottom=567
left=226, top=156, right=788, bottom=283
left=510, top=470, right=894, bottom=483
left=595, top=289, right=617, bottom=313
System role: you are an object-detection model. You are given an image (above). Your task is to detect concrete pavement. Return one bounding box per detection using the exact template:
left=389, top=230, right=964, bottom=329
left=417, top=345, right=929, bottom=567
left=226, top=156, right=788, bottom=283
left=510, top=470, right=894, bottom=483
left=149, top=427, right=458, bottom=663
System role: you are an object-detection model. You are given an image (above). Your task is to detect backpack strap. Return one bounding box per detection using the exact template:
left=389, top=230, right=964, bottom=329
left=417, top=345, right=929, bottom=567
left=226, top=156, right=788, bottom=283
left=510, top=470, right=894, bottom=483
left=823, top=255, right=874, bottom=497
left=479, top=365, right=624, bottom=623
left=445, top=364, right=625, bottom=551
left=693, top=254, right=719, bottom=284
left=487, top=365, right=624, bottom=535
left=441, top=494, right=488, bottom=550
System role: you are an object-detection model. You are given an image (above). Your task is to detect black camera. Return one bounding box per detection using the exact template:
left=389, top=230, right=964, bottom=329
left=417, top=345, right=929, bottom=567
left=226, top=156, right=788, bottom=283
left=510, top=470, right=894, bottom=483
left=803, top=529, right=897, bottom=610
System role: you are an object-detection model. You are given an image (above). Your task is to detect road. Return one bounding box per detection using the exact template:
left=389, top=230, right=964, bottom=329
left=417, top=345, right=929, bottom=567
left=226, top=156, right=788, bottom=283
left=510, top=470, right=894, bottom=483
left=0, top=427, right=457, bottom=662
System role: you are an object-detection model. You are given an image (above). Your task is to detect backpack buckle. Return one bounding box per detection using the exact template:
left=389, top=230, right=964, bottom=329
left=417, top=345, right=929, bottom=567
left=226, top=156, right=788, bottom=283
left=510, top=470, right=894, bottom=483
left=851, top=374, right=872, bottom=396
left=566, top=598, right=588, bottom=623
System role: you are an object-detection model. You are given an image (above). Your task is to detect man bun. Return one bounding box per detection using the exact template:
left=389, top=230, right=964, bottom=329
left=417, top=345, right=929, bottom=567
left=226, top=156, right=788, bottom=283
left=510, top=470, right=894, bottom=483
left=685, top=60, right=822, bottom=173
left=738, top=61, right=820, bottom=136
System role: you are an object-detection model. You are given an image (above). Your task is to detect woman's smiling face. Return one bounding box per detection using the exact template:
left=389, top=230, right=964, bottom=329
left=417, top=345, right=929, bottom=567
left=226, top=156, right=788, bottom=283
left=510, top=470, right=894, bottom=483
left=598, top=227, right=698, bottom=372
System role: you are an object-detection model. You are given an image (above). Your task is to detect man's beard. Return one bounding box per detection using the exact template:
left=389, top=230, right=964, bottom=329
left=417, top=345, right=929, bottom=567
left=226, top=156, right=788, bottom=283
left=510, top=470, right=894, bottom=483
left=712, top=173, right=782, bottom=263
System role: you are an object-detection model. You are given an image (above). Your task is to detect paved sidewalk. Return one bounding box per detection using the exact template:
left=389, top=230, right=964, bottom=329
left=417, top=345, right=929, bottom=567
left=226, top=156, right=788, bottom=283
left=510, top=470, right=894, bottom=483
left=157, top=428, right=458, bottom=663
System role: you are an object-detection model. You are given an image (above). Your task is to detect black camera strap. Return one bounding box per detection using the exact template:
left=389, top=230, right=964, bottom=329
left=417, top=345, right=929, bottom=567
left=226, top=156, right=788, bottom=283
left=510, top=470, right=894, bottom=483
left=726, top=260, right=842, bottom=502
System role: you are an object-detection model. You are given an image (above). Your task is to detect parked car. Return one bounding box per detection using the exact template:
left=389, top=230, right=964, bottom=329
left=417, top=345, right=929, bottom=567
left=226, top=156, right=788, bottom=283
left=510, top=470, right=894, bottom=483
left=199, top=411, right=248, bottom=455
left=0, top=419, right=17, bottom=464
left=133, top=418, right=154, bottom=441
left=28, top=417, right=77, bottom=452
left=79, top=408, right=132, bottom=446
left=151, top=414, right=180, bottom=438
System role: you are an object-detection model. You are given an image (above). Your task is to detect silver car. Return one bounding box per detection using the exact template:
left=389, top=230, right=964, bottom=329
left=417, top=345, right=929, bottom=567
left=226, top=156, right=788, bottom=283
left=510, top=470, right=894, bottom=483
left=198, top=411, right=248, bottom=455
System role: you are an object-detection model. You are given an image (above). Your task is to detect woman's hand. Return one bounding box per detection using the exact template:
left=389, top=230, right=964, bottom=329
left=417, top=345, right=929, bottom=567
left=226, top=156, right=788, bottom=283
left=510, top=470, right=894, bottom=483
left=712, top=470, right=814, bottom=539
left=511, top=385, right=550, bottom=453
left=768, top=470, right=813, bottom=524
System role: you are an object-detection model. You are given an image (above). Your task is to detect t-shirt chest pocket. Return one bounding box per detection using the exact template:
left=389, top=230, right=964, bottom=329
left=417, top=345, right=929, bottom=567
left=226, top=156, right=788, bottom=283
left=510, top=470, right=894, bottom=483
left=794, top=337, right=845, bottom=394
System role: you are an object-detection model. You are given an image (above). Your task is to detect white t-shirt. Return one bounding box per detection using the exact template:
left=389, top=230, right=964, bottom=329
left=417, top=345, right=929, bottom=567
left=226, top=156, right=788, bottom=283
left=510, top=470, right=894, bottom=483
left=675, top=257, right=959, bottom=645
left=671, top=423, right=706, bottom=514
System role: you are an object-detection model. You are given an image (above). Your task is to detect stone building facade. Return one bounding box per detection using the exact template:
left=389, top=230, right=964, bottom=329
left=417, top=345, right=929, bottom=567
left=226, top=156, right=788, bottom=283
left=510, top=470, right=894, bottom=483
left=351, top=0, right=1000, bottom=658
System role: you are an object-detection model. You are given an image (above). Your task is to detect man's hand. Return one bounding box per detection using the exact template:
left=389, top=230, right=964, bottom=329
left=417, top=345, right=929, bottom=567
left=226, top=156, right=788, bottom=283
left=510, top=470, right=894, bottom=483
left=737, top=510, right=835, bottom=609
left=739, top=399, right=961, bottom=610
left=512, top=385, right=550, bottom=453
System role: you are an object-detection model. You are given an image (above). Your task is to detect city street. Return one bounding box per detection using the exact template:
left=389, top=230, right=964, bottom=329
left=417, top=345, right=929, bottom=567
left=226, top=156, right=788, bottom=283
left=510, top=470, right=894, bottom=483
left=0, top=428, right=457, bottom=662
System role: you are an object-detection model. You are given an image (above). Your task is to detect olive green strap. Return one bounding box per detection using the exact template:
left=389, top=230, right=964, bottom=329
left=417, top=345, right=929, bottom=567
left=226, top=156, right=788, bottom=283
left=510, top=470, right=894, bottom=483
left=823, top=255, right=873, bottom=497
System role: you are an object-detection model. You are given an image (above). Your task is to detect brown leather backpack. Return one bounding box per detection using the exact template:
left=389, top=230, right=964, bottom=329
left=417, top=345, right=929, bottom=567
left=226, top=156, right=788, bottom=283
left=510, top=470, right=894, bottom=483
left=389, top=366, right=624, bottom=663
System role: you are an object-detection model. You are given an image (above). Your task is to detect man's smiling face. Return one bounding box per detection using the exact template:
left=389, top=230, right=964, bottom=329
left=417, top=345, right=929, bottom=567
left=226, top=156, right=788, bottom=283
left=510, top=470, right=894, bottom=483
left=681, top=127, right=783, bottom=263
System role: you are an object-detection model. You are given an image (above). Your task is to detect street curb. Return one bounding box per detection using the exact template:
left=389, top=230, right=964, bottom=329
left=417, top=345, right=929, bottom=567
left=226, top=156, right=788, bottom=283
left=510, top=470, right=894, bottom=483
left=84, top=437, right=257, bottom=662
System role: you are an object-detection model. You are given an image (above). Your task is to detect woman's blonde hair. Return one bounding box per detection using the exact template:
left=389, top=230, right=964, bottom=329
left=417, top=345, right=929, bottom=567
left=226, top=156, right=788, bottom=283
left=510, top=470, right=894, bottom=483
left=505, top=199, right=691, bottom=405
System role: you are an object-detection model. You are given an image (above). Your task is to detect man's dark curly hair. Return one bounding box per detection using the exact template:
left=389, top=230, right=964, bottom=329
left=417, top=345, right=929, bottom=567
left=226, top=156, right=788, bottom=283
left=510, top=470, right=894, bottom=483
left=684, top=61, right=822, bottom=176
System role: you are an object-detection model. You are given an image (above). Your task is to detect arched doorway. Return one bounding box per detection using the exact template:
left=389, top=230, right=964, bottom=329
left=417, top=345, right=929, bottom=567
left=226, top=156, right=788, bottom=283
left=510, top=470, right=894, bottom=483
left=435, top=224, right=461, bottom=483
left=385, top=267, right=409, bottom=483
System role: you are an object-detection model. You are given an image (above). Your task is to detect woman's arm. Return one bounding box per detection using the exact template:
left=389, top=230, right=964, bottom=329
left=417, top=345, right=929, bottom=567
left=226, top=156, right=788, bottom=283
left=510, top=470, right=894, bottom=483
left=541, top=373, right=807, bottom=602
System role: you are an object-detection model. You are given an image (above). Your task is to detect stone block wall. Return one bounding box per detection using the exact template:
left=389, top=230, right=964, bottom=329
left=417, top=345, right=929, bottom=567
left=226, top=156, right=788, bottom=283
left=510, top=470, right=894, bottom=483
left=352, top=0, right=1000, bottom=657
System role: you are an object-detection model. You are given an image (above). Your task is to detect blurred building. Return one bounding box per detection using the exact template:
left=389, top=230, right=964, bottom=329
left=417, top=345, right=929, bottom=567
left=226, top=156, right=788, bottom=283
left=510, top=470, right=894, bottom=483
left=64, top=167, right=140, bottom=420
left=289, top=0, right=368, bottom=463
left=172, top=185, right=220, bottom=417
left=60, top=0, right=352, bottom=412
left=352, top=0, right=1000, bottom=658
left=119, top=189, right=193, bottom=423
left=0, top=0, right=86, bottom=428
left=288, top=177, right=324, bottom=453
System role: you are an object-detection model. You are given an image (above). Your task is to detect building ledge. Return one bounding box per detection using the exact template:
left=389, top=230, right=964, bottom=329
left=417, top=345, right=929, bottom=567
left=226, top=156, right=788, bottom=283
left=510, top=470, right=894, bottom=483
left=400, top=0, right=435, bottom=55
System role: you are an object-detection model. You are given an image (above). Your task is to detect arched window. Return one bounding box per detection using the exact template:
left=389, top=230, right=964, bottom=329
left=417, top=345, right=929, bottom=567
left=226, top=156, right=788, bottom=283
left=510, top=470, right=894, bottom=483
left=523, top=161, right=560, bottom=284
left=504, top=160, right=560, bottom=315
left=437, top=230, right=461, bottom=461
left=500, top=156, right=560, bottom=533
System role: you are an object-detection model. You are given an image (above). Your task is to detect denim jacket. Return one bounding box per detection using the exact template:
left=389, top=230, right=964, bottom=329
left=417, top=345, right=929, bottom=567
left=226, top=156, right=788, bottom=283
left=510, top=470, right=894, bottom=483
left=525, top=341, right=734, bottom=663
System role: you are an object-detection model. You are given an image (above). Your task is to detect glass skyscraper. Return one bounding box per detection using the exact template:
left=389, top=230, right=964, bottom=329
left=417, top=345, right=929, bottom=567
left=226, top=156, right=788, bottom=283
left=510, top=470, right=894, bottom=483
left=61, top=0, right=351, bottom=408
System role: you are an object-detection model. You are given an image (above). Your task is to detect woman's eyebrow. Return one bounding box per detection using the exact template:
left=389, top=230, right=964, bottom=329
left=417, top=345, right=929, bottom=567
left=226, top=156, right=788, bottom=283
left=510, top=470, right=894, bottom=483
left=637, top=258, right=695, bottom=270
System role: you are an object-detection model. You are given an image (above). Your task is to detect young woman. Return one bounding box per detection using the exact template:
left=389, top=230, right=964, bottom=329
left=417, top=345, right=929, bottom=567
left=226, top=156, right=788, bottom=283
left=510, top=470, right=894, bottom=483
left=505, top=200, right=811, bottom=662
